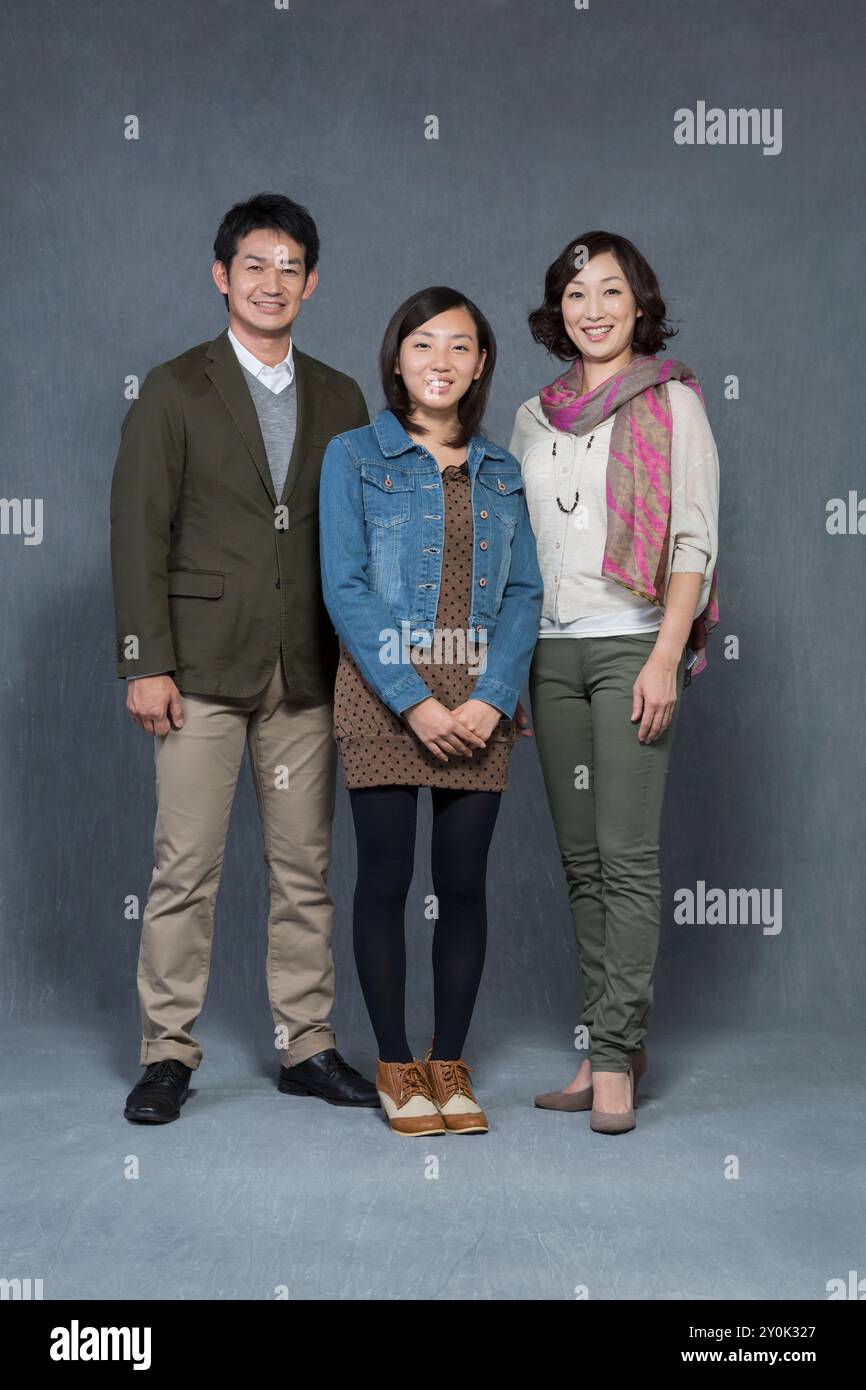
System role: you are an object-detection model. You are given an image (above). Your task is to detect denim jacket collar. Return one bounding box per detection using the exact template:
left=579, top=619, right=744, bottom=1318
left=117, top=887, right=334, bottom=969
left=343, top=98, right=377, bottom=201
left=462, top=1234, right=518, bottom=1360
left=373, top=407, right=507, bottom=467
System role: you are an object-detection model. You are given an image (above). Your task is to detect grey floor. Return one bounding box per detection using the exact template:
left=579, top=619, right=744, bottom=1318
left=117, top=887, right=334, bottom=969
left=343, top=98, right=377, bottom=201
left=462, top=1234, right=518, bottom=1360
left=3, top=1017, right=863, bottom=1300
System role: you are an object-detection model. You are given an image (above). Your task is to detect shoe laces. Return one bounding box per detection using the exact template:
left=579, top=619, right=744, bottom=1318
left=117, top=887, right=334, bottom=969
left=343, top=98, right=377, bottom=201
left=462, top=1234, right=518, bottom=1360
left=328, top=1051, right=359, bottom=1080
left=429, top=1058, right=474, bottom=1102
left=393, top=1060, right=433, bottom=1104
left=144, top=1060, right=184, bottom=1085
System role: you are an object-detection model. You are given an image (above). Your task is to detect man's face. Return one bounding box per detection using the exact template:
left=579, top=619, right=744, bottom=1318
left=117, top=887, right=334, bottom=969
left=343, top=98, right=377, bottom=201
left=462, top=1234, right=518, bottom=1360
left=211, top=228, right=317, bottom=335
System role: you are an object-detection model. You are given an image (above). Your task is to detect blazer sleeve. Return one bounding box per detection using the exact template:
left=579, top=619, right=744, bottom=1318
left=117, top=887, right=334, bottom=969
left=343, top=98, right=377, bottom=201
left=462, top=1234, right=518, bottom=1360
left=351, top=378, right=370, bottom=430
left=319, top=435, right=433, bottom=717
left=109, top=364, right=185, bottom=678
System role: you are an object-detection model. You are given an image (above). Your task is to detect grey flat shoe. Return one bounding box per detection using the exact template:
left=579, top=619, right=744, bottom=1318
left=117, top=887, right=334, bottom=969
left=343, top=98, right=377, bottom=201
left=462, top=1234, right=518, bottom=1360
left=534, top=1081, right=593, bottom=1111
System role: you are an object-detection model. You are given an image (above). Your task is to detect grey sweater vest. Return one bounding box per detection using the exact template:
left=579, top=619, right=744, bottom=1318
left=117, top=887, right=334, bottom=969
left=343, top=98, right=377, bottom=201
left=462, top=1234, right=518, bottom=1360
left=242, top=368, right=298, bottom=501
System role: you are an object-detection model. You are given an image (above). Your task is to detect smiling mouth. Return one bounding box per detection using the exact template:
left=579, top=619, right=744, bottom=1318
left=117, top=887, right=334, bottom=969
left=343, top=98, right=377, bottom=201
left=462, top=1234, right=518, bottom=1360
left=582, top=325, right=613, bottom=339
left=253, top=301, right=285, bottom=310
left=424, top=377, right=453, bottom=390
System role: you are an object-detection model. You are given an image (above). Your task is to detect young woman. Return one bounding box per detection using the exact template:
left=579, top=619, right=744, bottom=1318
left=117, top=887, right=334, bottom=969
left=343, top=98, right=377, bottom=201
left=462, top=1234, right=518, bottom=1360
left=510, top=232, right=719, bottom=1134
left=319, top=287, right=543, bottom=1137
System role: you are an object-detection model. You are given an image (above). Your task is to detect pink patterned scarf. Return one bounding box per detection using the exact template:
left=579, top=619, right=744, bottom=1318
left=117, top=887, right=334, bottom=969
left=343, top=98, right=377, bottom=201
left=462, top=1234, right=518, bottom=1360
left=538, top=353, right=719, bottom=680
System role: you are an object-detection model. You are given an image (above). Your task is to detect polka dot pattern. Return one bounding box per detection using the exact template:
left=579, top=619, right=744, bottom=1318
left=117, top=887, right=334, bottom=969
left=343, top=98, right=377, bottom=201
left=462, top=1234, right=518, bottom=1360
left=333, top=461, right=517, bottom=790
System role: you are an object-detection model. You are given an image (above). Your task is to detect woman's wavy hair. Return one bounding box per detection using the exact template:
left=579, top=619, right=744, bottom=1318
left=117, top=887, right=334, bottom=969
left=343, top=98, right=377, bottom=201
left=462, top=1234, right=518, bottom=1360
left=528, top=231, right=677, bottom=360
left=380, top=286, right=496, bottom=447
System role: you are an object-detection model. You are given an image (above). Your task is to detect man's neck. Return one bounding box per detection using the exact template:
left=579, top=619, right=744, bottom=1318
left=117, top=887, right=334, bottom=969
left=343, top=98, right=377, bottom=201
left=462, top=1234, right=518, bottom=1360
left=229, top=319, right=292, bottom=368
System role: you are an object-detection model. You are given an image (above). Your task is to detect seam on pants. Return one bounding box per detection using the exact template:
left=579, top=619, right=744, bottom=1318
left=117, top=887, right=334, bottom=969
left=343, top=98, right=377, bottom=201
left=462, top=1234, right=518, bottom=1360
left=249, top=708, right=293, bottom=1063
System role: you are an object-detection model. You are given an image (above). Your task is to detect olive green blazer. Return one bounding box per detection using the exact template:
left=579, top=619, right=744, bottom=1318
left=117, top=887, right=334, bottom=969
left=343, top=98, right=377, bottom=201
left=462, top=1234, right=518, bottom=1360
left=110, top=327, right=368, bottom=700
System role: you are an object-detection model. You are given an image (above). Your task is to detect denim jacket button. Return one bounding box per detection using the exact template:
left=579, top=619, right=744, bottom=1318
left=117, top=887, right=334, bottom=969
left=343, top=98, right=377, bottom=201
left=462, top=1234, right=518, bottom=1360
left=479, top=509, right=488, bottom=519
left=384, top=475, right=393, bottom=488
left=479, top=540, right=488, bottom=550
left=478, top=577, right=487, bottom=586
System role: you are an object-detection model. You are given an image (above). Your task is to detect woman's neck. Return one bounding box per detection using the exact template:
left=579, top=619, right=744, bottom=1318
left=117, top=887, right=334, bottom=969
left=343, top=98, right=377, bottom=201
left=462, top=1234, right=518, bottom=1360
left=580, top=346, right=634, bottom=396
left=406, top=404, right=461, bottom=448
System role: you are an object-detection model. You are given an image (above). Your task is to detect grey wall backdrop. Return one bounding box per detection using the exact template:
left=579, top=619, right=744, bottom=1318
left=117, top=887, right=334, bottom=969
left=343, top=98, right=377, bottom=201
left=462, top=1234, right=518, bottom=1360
left=2, top=0, right=863, bottom=1067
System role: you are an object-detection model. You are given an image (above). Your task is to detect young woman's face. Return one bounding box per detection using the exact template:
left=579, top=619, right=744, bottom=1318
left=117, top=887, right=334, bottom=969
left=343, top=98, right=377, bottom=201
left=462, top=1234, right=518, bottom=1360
left=396, top=306, right=487, bottom=416
left=560, top=250, right=642, bottom=366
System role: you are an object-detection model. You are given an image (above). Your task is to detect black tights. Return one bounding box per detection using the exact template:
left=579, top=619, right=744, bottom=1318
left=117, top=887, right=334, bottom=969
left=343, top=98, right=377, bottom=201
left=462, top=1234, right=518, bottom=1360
left=348, top=785, right=502, bottom=1062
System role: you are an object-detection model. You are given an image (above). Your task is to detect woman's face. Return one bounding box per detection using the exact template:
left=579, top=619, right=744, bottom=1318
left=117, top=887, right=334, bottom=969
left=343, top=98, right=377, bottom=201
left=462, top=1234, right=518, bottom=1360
left=396, top=305, right=487, bottom=416
left=560, top=250, right=642, bottom=367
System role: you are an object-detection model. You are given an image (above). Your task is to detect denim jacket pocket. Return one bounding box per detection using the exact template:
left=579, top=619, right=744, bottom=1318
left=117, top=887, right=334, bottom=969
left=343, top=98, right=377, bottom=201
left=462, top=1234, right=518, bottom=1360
left=476, top=470, right=524, bottom=528
left=359, top=461, right=414, bottom=527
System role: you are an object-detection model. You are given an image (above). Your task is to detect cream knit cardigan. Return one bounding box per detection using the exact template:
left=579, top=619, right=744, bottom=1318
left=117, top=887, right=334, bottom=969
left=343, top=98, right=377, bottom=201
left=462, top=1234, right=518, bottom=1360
left=509, top=380, right=719, bottom=628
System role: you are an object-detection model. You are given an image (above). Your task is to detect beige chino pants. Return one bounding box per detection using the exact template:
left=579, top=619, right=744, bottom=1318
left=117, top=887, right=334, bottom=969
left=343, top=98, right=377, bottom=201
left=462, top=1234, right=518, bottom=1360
left=136, top=657, right=338, bottom=1071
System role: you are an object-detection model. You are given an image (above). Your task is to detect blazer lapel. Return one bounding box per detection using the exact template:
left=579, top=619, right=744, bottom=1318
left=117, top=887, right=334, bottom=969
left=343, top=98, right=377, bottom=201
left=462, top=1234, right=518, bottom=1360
left=204, top=328, right=276, bottom=504
left=280, top=347, right=323, bottom=508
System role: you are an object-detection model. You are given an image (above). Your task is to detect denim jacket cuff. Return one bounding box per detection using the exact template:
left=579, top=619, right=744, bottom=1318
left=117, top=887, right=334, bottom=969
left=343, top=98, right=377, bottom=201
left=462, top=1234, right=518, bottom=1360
left=385, top=669, right=435, bottom=717
left=469, top=676, right=518, bottom=718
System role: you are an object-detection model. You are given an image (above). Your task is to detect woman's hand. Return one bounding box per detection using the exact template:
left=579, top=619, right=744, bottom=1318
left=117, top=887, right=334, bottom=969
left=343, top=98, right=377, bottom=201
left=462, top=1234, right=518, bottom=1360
left=514, top=698, right=533, bottom=738
left=631, top=650, right=680, bottom=743
left=449, top=699, right=505, bottom=743
left=403, top=697, right=488, bottom=762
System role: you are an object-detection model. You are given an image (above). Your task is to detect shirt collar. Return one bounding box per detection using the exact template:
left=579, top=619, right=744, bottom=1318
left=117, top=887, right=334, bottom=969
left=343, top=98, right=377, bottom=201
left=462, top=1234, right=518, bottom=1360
left=373, top=408, right=505, bottom=463
left=227, top=326, right=295, bottom=390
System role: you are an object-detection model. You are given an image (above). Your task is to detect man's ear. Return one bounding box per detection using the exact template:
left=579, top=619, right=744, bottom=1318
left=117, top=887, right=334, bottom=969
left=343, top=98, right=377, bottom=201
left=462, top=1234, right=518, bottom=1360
left=211, top=259, right=229, bottom=294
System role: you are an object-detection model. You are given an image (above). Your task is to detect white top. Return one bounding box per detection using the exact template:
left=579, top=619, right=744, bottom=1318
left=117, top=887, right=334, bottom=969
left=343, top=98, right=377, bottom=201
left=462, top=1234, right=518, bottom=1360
left=509, top=381, right=719, bottom=637
left=227, top=326, right=295, bottom=394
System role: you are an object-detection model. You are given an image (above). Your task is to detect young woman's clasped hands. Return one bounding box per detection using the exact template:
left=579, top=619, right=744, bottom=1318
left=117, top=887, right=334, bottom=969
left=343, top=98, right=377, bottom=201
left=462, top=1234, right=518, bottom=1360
left=404, top=696, right=500, bottom=762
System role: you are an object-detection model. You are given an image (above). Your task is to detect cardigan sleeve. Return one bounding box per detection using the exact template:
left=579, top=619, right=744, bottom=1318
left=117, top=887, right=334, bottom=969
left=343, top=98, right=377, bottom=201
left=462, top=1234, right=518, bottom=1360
left=668, top=382, right=719, bottom=617
left=508, top=398, right=538, bottom=462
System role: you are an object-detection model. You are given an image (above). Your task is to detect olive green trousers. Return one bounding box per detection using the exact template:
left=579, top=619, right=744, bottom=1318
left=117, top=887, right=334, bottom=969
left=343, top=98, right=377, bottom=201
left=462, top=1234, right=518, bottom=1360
left=528, top=633, right=686, bottom=1071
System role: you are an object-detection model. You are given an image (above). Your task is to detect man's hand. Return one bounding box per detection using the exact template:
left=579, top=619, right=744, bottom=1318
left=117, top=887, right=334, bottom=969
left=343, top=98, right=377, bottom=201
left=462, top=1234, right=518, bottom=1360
left=126, top=675, right=184, bottom=736
left=402, top=697, right=488, bottom=763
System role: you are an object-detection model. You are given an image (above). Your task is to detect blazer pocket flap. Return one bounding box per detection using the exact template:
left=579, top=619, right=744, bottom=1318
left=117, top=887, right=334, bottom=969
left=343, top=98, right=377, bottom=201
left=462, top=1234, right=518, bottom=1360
left=168, top=569, right=225, bottom=598
left=359, top=461, right=414, bottom=492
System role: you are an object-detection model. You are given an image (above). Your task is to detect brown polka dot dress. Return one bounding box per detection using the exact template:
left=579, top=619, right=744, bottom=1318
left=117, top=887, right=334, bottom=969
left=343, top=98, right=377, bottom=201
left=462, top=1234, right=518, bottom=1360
left=333, top=460, right=518, bottom=790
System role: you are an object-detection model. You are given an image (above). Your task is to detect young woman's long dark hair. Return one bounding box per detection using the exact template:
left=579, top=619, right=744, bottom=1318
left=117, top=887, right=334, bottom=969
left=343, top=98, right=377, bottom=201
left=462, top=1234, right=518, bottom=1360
left=379, top=286, right=497, bottom=448
left=528, top=230, right=677, bottom=359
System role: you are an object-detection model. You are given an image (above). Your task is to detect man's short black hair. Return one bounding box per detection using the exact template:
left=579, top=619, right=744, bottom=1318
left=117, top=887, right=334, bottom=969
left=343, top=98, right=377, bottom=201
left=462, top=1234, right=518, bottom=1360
left=213, top=192, right=320, bottom=309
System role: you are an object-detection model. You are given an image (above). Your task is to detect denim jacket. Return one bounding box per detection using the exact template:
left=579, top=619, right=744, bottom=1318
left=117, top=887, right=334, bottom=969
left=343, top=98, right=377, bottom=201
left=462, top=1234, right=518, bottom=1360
left=319, top=408, right=543, bottom=718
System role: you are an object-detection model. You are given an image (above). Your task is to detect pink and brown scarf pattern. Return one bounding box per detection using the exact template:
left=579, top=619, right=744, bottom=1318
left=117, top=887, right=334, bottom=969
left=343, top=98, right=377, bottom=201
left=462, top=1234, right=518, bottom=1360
left=539, top=353, right=719, bottom=678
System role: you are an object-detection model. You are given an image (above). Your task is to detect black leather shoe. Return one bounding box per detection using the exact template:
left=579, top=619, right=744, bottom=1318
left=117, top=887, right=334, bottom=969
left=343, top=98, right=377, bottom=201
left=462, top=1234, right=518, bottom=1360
left=278, top=1048, right=379, bottom=1107
left=124, top=1059, right=192, bottom=1123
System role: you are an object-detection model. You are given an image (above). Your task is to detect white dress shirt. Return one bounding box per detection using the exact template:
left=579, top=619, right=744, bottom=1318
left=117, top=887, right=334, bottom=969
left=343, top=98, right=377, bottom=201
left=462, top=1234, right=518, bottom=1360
left=227, top=326, right=295, bottom=394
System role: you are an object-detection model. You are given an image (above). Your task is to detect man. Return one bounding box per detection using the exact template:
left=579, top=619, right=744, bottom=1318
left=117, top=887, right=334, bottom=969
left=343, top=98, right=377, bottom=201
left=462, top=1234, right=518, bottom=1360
left=111, top=192, right=378, bottom=1122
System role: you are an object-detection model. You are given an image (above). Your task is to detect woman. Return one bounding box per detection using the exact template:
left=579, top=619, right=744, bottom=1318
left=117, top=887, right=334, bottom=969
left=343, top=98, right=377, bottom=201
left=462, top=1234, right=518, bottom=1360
left=319, top=286, right=543, bottom=1137
left=510, top=232, right=719, bottom=1134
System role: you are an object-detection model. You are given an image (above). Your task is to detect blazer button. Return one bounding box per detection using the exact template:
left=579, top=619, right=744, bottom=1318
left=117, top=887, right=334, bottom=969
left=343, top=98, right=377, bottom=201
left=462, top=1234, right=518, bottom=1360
left=479, top=540, right=488, bottom=550
left=478, top=577, right=487, bottom=586
left=275, top=579, right=281, bottom=589
left=479, top=509, right=489, bottom=519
